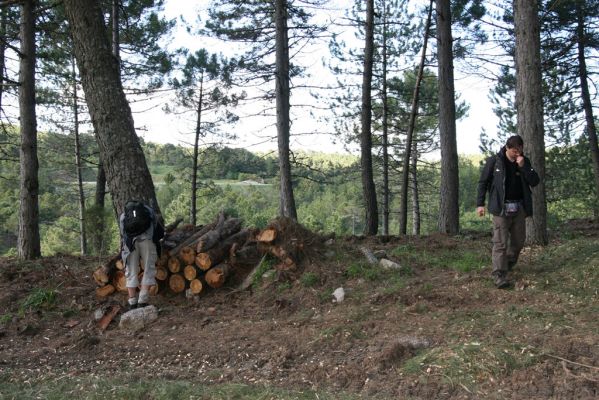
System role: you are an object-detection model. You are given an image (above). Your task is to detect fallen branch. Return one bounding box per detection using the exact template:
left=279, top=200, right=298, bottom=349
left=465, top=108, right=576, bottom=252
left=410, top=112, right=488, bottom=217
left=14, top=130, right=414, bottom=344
left=544, top=353, right=599, bottom=370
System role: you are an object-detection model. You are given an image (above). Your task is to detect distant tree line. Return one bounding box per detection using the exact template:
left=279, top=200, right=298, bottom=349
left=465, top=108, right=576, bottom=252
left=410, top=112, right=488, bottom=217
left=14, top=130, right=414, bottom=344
left=1, top=0, right=598, bottom=259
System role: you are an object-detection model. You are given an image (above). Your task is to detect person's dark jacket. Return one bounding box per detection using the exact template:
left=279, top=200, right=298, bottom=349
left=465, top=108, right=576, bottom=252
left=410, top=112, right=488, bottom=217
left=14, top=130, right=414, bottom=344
left=477, top=146, right=540, bottom=217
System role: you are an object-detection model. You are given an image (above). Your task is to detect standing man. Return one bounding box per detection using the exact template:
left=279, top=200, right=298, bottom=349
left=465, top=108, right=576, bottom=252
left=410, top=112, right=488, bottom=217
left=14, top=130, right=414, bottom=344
left=476, top=135, right=540, bottom=288
left=120, top=200, right=164, bottom=309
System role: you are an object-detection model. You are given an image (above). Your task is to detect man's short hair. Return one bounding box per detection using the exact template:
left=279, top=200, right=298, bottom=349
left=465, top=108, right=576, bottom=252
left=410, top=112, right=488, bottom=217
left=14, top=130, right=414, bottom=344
left=506, top=135, right=524, bottom=149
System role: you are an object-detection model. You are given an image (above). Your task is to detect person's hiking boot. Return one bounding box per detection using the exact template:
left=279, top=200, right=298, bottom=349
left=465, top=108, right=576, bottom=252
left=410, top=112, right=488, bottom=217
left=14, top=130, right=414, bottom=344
left=127, top=297, right=138, bottom=311
left=137, top=302, right=150, bottom=308
left=493, top=273, right=510, bottom=289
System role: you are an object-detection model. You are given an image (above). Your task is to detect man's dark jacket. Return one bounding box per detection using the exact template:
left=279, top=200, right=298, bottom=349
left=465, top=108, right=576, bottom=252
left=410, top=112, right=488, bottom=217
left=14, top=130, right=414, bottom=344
left=476, top=147, right=540, bottom=217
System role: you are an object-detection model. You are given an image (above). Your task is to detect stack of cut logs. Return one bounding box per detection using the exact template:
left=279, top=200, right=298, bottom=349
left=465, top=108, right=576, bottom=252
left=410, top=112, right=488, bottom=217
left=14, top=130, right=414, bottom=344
left=92, top=213, right=305, bottom=299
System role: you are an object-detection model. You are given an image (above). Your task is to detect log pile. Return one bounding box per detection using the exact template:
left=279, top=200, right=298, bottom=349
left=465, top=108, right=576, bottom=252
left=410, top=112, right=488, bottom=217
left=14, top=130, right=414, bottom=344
left=93, top=213, right=313, bottom=299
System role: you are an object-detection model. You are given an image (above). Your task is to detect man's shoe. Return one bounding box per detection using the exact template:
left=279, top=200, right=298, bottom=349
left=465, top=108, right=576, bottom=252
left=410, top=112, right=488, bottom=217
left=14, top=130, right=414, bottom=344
left=126, top=303, right=138, bottom=311
left=137, top=303, right=149, bottom=308
left=493, top=273, right=510, bottom=289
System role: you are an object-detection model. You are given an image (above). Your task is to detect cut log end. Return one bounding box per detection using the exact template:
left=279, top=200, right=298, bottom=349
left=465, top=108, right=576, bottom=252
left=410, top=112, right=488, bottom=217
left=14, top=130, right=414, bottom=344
left=189, top=278, right=203, bottom=294
left=183, top=265, right=197, bottom=281
left=206, top=264, right=230, bottom=289
left=195, top=253, right=212, bottom=271
left=257, top=228, right=277, bottom=243
left=168, top=257, right=181, bottom=273
left=169, top=274, right=186, bottom=293
left=155, top=266, right=168, bottom=281
left=179, top=246, right=196, bottom=265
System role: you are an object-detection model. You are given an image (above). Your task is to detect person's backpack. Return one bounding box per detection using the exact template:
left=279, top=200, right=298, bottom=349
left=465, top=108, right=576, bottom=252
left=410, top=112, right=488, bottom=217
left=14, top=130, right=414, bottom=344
left=123, top=200, right=152, bottom=237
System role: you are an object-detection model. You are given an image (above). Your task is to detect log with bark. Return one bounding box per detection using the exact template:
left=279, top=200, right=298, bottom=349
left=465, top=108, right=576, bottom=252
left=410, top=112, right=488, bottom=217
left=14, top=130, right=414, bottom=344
left=91, top=212, right=276, bottom=298
left=95, top=284, right=115, bottom=298
left=196, top=229, right=251, bottom=271
left=168, top=212, right=224, bottom=255
left=196, top=217, right=242, bottom=253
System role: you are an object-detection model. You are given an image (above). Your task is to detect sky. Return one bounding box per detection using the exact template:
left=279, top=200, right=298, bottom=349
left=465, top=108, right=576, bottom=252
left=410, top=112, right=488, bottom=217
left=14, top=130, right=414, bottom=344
left=130, top=0, right=500, bottom=156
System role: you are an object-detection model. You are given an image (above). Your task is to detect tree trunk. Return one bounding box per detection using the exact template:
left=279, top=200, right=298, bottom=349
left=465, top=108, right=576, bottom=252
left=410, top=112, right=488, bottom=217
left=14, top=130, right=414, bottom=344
left=0, top=8, right=7, bottom=112
left=191, top=73, right=204, bottom=226
left=63, top=0, right=160, bottom=216
left=274, top=0, right=297, bottom=220
left=576, top=3, right=599, bottom=218
left=111, top=0, right=120, bottom=71
left=92, top=163, right=107, bottom=255
left=381, top=6, right=389, bottom=236
left=361, top=0, right=378, bottom=236
left=436, top=0, right=459, bottom=235
left=72, top=55, right=87, bottom=256
left=17, top=0, right=40, bottom=260
left=514, top=0, right=548, bottom=245
left=400, top=0, right=432, bottom=235
left=411, top=146, right=421, bottom=235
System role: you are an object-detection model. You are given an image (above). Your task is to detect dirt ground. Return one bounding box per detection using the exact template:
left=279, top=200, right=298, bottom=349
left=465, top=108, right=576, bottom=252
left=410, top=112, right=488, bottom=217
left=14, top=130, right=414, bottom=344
left=0, top=222, right=598, bottom=399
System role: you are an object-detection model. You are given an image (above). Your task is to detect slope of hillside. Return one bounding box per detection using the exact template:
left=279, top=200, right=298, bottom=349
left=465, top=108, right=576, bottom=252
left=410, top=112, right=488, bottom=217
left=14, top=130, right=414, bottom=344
left=0, top=220, right=598, bottom=399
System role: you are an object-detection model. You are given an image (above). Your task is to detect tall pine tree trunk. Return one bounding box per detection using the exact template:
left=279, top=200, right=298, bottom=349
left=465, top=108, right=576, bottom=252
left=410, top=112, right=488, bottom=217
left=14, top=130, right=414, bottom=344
left=191, top=74, right=204, bottom=226
left=436, top=0, right=459, bottom=235
left=274, top=0, right=297, bottom=220
left=400, top=0, right=432, bottom=235
left=381, top=7, right=389, bottom=236
left=63, top=0, right=160, bottom=215
left=17, top=0, right=40, bottom=259
left=576, top=4, right=599, bottom=218
left=410, top=145, right=421, bottom=235
left=514, top=0, right=547, bottom=245
left=91, top=0, right=120, bottom=254
left=72, top=55, right=87, bottom=255
left=361, top=0, right=378, bottom=235
left=0, top=8, right=6, bottom=113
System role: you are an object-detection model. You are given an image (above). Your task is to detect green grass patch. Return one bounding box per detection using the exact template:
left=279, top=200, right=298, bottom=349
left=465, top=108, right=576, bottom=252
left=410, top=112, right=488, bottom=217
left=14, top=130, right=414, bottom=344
left=402, top=341, right=539, bottom=391
left=530, top=238, right=599, bottom=299
left=19, top=288, right=57, bottom=315
left=299, top=272, right=319, bottom=287
left=0, top=375, right=357, bottom=400
left=344, top=262, right=383, bottom=281
left=391, top=243, right=487, bottom=273
left=251, top=256, right=275, bottom=288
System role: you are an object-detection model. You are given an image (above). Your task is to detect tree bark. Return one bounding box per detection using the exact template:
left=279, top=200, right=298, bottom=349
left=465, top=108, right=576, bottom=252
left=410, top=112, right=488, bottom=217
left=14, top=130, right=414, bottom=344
left=410, top=146, right=421, bottom=235
left=436, top=0, right=459, bottom=236
left=400, top=0, right=432, bottom=235
left=0, top=8, right=7, bottom=112
left=72, top=54, right=87, bottom=256
left=361, top=0, right=378, bottom=236
left=274, top=0, right=297, bottom=220
left=196, top=217, right=242, bottom=253
left=196, top=229, right=250, bottom=270
left=63, top=0, right=160, bottom=216
left=17, top=0, right=40, bottom=260
left=514, top=0, right=547, bottom=245
left=381, top=6, right=389, bottom=236
left=576, top=3, right=599, bottom=218
left=92, top=162, right=107, bottom=255
left=191, top=73, right=204, bottom=226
